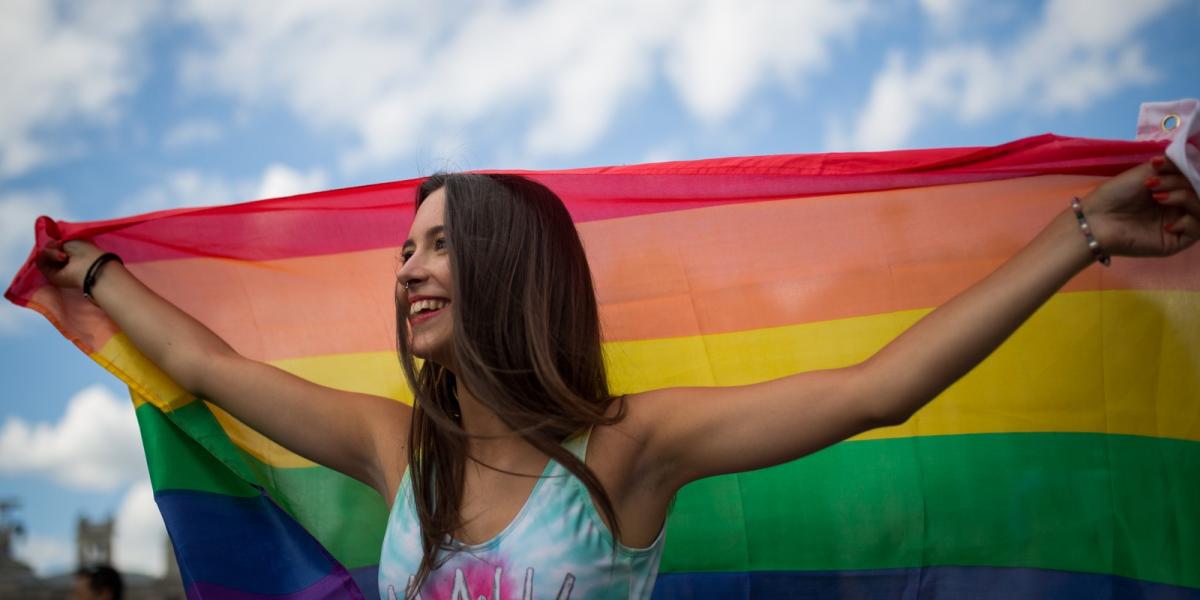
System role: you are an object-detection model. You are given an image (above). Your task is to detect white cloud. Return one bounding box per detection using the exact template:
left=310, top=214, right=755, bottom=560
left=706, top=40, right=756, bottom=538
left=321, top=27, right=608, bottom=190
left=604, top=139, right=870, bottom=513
left=113, top=479, right=168, bottom=577
left=0, top=191, right=68, bottom=333
left=118, top=163, right=327, bottom=215
left=13, top=532, right=74, bottom=577
left=641, top=140, right=688, bottom=164
left=162, top=119, right=223, bottom=149
left=0, top=384, right=145, bottom=491
left=256, top=163, right=328, bottom=199
left=176, top=0, right=870, bottom=170
left=118, top=169, right=241, bottom=215
left=663, top=1, right=868, bottom=124
left=831, top=0, right=1173, bottom=151
left=0, top=0, right=160, bottom=177
left=919, top=0, right=970, bottom=31
left=520, top=4, right=657, bottom=156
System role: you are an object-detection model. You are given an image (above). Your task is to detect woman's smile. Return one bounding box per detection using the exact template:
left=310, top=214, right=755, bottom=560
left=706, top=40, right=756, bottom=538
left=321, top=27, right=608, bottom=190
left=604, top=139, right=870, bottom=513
left=408, top=295, right=450, bottom=326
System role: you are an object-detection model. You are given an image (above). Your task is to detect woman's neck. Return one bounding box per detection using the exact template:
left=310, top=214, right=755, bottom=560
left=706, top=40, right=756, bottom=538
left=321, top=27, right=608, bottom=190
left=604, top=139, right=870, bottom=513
left=455, top=380, right=546, bottom=473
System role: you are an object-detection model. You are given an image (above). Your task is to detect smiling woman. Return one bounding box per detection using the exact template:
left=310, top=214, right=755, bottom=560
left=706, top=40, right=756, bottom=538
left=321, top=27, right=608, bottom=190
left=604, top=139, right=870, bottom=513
left=6, top=133, right=1200, bottom=599
left=392, top=174, right=636, bottom=597
left=398, top=201, right=453, bottom=362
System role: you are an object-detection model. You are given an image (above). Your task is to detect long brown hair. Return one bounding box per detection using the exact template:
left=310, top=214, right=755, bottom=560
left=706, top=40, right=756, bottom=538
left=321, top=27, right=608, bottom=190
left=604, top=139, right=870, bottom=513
left=395, top=173, right=625, bottom=596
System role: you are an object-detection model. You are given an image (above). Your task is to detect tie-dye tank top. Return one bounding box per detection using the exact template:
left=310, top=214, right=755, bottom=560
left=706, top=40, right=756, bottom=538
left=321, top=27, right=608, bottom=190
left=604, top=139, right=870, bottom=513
left=378, top=430, right=666, bottom=600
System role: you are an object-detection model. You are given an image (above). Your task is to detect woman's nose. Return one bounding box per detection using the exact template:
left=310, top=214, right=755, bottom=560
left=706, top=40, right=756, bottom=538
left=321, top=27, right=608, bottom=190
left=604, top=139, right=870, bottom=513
left=396, top=256, right=425, bottom=291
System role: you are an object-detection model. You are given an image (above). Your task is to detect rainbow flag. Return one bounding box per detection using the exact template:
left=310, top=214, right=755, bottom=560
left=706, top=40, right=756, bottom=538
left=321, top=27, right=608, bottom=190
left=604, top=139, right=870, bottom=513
left=6, top=134, right=1199, bottom=599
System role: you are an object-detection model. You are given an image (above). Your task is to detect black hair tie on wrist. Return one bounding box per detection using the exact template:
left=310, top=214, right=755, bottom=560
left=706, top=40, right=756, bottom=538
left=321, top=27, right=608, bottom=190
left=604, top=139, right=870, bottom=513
left=82, top=252, right=123, bottom=304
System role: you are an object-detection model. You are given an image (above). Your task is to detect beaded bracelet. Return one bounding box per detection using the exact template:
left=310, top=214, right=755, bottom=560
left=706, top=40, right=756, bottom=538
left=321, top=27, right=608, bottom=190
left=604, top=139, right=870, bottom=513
left=1070, top=197, right=1110, bottom=267
left=82, top=252, right=123, bottom=304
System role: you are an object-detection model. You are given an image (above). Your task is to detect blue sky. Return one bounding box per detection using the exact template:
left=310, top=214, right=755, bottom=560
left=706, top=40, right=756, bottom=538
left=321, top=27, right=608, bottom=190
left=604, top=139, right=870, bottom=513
left=2, top=0, right=1198, bottom=577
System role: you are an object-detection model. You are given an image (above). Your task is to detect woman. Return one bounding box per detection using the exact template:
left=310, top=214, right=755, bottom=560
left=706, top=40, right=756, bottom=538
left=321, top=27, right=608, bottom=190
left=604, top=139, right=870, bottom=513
left=38, top=158, right=1198, bottom=599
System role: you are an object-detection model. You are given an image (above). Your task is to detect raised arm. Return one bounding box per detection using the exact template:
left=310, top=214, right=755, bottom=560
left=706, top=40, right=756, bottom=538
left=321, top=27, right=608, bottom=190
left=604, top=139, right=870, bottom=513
left=38, top=241, right=410, bottom=500
left=626, top=158, right=1198, bottom=495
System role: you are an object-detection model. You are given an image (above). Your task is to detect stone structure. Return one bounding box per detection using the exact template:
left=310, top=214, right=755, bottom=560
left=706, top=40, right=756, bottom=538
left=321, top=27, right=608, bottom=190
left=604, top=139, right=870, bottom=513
left=77, top=515, right=114, bottom=568
left=0, top=499, right=37, bottom=598
left=0, top=500, right=184, bottom=599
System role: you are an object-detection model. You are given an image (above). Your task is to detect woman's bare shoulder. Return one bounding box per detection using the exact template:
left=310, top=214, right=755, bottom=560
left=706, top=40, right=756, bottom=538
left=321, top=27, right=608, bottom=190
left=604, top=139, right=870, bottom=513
left=587, top=391, right=669, bottom=493
left=587, top=392, right=677, bottom=544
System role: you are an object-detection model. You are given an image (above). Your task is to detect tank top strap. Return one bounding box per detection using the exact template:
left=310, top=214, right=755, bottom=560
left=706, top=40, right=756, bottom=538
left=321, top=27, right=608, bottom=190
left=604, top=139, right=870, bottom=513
left=563, top=426, right=592, bottom=462
left=541, top=427, right=591, bottom=486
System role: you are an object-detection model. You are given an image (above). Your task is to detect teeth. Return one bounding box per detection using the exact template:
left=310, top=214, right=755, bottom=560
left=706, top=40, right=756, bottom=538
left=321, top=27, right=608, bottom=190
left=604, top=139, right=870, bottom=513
left=409, top=298, right=448, bottom=316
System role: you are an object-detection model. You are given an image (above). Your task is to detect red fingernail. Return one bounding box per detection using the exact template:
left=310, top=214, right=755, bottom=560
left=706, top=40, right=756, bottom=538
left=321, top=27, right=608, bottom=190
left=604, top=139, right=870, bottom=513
left=1153, top=191, right=1169, bottom=202
left=1151, top=156, right=1166, bottom=167
left=1145, top=176, right=1161, bottom=188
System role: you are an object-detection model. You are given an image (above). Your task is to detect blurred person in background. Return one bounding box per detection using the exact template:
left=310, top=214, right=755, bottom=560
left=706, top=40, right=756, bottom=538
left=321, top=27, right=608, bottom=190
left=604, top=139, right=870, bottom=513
left=70, top=565, right=122, bottom=600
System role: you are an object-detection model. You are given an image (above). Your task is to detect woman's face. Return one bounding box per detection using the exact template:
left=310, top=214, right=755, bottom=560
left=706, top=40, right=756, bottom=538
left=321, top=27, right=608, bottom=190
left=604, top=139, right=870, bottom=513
left=397, top=188, right=454, bottom=365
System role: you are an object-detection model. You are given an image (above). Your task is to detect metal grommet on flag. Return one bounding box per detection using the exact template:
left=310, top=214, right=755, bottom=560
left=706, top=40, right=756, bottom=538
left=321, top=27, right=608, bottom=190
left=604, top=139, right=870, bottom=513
left=1161, top=113, right=1181, bottom=132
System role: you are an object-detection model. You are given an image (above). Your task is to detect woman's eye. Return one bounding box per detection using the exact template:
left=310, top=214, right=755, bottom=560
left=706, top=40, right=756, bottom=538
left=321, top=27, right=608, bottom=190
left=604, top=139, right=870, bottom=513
left=435, top=238, right=447, bottom=250
left=400, top=251, right=414, bottom=262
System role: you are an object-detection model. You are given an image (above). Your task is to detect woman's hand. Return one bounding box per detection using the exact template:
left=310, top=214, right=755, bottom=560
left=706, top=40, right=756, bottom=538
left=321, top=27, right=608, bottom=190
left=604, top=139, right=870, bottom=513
left=36, top=239, right=106, bottom=289
left=1084, top=157, right=1199, bottom=258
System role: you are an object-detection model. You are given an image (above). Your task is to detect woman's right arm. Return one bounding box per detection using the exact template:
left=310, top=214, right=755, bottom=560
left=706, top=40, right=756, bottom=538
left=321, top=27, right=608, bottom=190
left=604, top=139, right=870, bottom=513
left=39, top=240, right=409, bottom=500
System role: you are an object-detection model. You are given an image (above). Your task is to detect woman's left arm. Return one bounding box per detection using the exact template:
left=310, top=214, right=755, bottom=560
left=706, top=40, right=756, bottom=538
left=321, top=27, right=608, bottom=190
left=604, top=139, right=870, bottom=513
left=626, top=158, right=1198, bottom=495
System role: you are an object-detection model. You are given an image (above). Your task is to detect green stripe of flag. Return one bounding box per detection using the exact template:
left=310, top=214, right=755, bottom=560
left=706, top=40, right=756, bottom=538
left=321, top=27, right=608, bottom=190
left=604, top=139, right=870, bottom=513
left=136, top=401, right=388, bottom=569
left=662, top=432, right=1199, bottom=590
left=138, top=400, right=1199, bottom=589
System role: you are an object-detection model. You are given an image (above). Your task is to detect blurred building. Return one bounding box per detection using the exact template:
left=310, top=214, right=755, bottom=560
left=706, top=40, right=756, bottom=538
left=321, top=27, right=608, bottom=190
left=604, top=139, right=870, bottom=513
left=0, top=501, right=183, bottom=599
